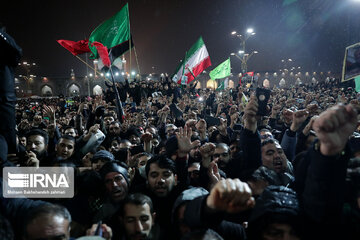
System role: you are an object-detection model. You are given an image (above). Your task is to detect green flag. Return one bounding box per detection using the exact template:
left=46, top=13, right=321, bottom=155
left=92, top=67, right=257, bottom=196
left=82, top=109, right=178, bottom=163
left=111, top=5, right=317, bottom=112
left=216, top=81, right=224, bottom=91
left=88, top=3, right=130, bottom=59
left=355, top=76, right=360, bottom=92
left=209, top=58, right=231, bottom=80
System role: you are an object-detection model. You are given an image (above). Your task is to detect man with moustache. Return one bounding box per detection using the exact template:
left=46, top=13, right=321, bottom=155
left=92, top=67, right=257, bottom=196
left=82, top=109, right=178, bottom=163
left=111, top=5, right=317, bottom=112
left=137, top=155, right=185, bottom=239
left=94, top=161, right=130, bottom=222
left=24, top=129, right=49, bottom=166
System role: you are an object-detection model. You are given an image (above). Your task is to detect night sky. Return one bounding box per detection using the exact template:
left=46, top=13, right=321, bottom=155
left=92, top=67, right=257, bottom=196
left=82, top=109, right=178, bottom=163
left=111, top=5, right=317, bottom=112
left=1, top=0, right=360, bottom=78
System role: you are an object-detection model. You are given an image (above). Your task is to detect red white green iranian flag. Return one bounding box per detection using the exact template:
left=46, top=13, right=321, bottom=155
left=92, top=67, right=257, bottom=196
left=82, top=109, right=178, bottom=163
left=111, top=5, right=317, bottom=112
left=172, top=37, right=211, bottom=84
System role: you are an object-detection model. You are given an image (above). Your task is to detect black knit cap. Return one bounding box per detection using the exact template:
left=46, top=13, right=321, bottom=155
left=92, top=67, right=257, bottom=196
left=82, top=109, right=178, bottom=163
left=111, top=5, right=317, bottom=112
left=91, top=150, right=115, bottom=163
left=99, top=162, right=130, bottom=186
left=249, top=185, right=299, bottom=223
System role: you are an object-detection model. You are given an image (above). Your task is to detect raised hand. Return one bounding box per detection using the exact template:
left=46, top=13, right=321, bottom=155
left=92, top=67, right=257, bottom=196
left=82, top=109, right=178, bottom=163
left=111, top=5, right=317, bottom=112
left=313, top=104, right=357, bottom=156
left=243, top=95, right=258, bottom=133
left=26, top=151, right=40, bottom=168
left=217, top=118, right=228, bottom=135
left=271, top=104, right=282, bottom=118
left=196, top=119, right=207, bottom=134
left=290, top=109, right=309, bottom=132
left=206, top=178, right=255, bottom=214
left=200, top=142, right=216, bottom=168
left=141, top=132, right=153, bottom=143
left=176, top=125, right=201, bottom=158
left=43, top=105, right=56, bottom=122
left=302, top=115, right=318, bottom=136
left=208, top=160, right=222, bottom=190
left=86, top=223, right=112, bottom=240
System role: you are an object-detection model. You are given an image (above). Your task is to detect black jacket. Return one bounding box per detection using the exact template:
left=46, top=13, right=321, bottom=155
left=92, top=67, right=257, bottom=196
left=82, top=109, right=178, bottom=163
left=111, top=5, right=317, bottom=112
left=0, top=29, right=22, bottom=102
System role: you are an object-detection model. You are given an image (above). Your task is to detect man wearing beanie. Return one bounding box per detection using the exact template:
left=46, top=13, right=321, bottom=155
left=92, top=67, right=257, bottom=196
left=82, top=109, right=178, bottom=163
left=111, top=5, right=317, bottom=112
left=91, top=150, right=115, bottom=172
left=94, top=161, right=130, bottom=222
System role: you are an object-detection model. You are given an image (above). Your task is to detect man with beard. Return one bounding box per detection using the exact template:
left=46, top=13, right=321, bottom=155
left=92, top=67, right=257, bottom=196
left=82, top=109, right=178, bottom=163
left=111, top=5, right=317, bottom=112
left=95, top=161, right=130, bottom=222
left=114, top=193, right=157, bottom=240
left=212, top=143, right=230, bottom=172
left=103, top=121, right=121, bottom=149
left=103, top=114, right=115, bottom=133
left=128, top=154, right=182, bottom=238
left=24, top=129, right=49, bottom=166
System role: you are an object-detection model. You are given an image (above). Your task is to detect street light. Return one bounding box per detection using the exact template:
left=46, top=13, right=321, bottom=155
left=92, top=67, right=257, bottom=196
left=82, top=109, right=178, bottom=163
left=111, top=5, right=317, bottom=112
left=247, top=28, right=254, bottom=34
left=231, top=28, right=256, bottom=73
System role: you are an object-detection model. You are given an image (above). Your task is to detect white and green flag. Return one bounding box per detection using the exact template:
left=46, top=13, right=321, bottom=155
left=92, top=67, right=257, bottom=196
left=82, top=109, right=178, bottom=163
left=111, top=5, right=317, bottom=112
left=209, top=58, right=231, bottom=80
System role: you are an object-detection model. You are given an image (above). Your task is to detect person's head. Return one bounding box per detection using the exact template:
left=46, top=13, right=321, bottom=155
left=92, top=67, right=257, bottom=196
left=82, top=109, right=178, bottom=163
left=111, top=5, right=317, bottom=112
left=189, top=144, right=201, bottom=162
left=109, top=121, right=121, bottom=135
left=55, top=135, right=75, bottom=160
left=120, top=139, right=132, bottom=150
left=247, top=186, right=301, bottom=240
left=187, top=162, right=200, bottom=187
left=261, top=139, right=288, bottom=174
left=165, top=124, right=177, bottom=138
left=99, top=162, right=130, bottom=203
left=229, top=140, right=240, bottom=158
left=135, top=152, right=153, bottom=169
left=181, top=229, right=224, bottom=240
left=32, top=114, right=43, bottom=126
left=23, top=204, right=71, bottom=240
left=128, top=134, right=141, bottom=145
left=91, top=150, right=115, bottom=171
left=25, top=129, right=49, bottom=157
left=145, top=155, right=178, bottom=197
left=172, top=187, right=209, bottom=237
left=63, top=126, right=78, bottom=138
left=213, top=143, right=230, bottom=170
left=119, top=193, right=155, bottom=240
left=260, top=128, right=273, bottom=142
left=19, top=134, right=27, bottom=147
left=104, top=114, right=115, bottom=129
left=208, top=126, right=217, bottom=136
left=81, top=151, right=94, bottom=167
left=109, top=136, right=122, bottom=154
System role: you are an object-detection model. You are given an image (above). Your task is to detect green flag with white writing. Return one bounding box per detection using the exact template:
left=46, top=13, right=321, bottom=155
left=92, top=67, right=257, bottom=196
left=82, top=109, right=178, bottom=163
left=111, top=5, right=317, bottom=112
left=355, top=76, right=360, bottom=92
left=209, top=58, right=231, bottom=80
left=88, top=3, right=130, bottom=59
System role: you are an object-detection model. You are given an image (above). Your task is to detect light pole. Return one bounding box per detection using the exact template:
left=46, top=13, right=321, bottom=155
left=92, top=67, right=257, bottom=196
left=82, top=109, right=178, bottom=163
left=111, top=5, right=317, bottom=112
left=231, top=28, right=256, bottom=73
left=230, top=50, right=258, bottom=73
left=18, top=61, right=37, bottom=95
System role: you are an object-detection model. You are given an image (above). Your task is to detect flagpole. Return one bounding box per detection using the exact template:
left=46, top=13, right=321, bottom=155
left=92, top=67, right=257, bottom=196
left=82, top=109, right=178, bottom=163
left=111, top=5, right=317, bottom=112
left=134, top=46, right=141, bottom=76
left=186, top=66, right=196, bottom=82
left=127, top=4, right=132, bottom=81
left=85, top=53, right=91, bottom=96
left=75, top=55, right=96, bottom=71
left=108, top=50, right=125, bottom=123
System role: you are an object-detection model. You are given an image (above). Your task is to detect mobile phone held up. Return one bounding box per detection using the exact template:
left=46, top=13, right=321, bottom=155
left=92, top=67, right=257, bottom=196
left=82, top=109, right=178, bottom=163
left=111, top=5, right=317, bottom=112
left=255, top=87, right=271, bottom=116
left=204, top=115, right=220, bottom=127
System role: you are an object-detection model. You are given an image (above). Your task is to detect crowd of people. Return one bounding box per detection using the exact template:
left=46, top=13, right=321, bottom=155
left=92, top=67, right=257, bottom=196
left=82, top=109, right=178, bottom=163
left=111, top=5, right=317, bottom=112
left=1, top=27, right=360, bottom=240
left=0, top=74, right=359, bottom=240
